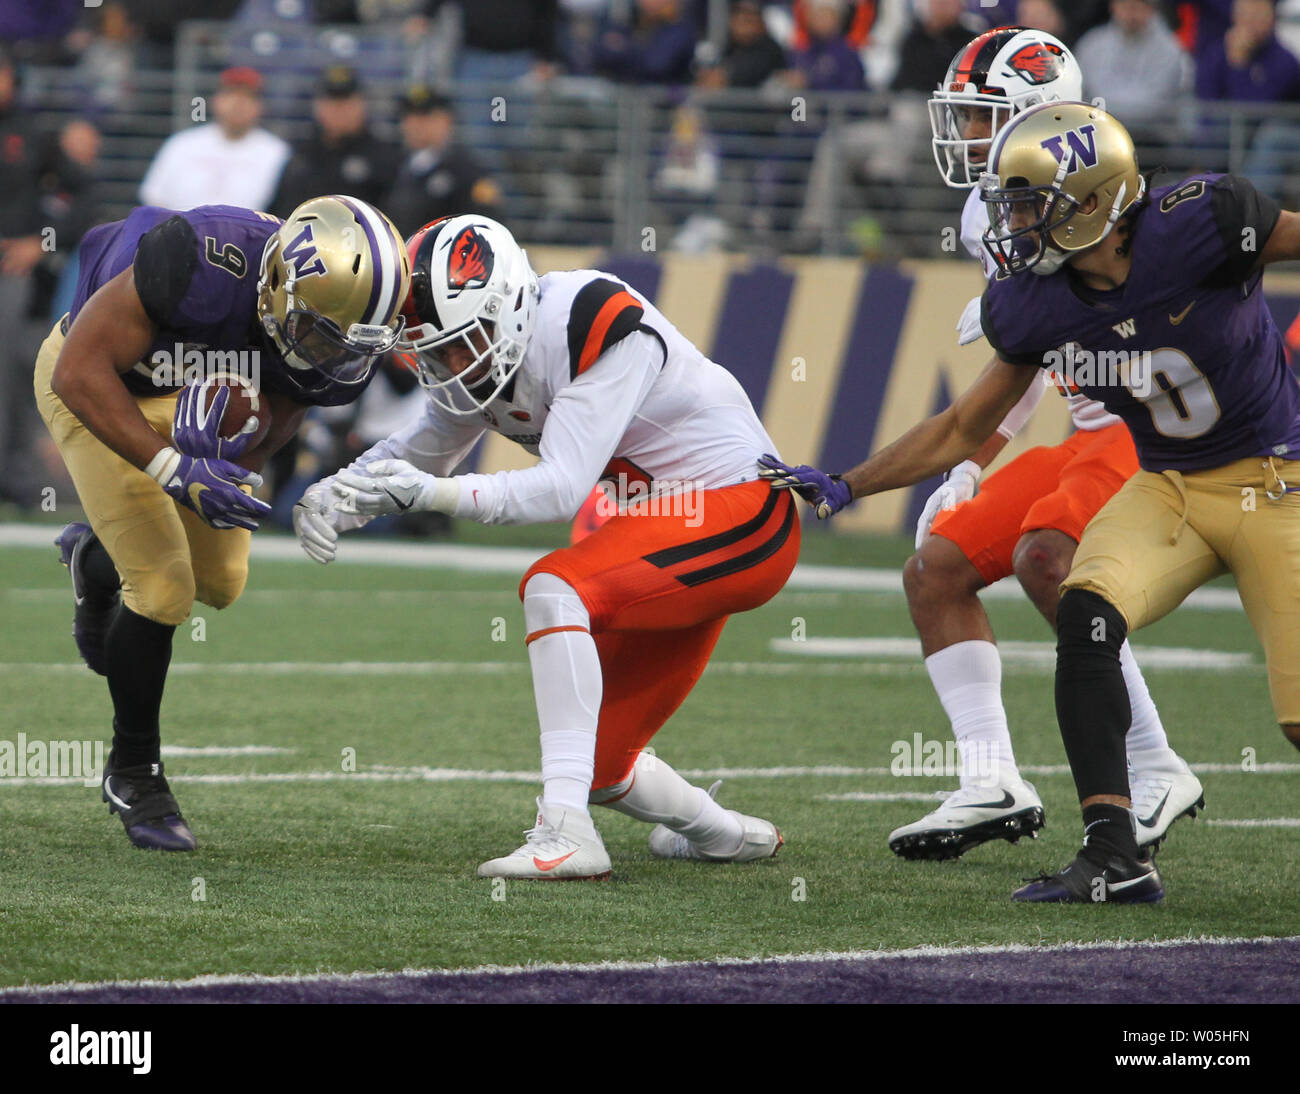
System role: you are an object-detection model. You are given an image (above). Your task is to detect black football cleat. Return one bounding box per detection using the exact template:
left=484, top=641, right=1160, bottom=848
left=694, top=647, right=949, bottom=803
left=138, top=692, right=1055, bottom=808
left=102, top=754, right=197, bottom=852
left=55, top=522, right=120, bottom=676
left=1012, top=847, right=1163, bottom=904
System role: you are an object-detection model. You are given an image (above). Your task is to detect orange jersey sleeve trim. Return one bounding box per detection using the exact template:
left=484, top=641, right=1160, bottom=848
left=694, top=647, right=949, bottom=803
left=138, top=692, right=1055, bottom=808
left=578, top=290, right=642, bottom=377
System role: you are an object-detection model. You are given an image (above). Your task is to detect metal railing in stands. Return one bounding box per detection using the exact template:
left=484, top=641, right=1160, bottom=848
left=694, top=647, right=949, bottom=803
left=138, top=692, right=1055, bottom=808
left=20, top=19, right=1300, bottom=259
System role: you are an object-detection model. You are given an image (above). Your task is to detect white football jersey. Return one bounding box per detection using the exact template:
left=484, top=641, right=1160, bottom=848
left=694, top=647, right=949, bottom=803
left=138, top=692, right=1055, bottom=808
left=961, top=187, right=1119, bottom=433
left=355, top=269, right=776, bottom=525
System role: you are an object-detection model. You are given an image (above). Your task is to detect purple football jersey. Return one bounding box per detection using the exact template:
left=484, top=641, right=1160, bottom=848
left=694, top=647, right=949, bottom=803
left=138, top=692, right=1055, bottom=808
left=982, top=174, right=1300, bottom=471
left=70, top=205, right=372, bottom=407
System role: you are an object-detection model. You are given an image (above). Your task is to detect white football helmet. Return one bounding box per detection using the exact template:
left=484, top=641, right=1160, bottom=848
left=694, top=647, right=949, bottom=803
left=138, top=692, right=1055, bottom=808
left=929, top=26, right=1083, bottom=189
left=397, top=213, right=540, bottom=416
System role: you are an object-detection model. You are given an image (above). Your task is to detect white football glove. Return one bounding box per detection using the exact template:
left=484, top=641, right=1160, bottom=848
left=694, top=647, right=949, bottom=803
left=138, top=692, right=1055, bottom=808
left=914, top=459, right=981, bottom=550
left=955, top=294, right=983, bottom=346
left=293, top=483, right=340, bottom=564
left=329, top=458, right=457, bottom=517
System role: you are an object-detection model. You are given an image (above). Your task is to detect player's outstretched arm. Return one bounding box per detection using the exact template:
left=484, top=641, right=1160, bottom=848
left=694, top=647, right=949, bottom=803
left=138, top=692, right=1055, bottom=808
left=1261, top=209, right=1300, bottom=266
left=50, top=268, right=173, bottom=471
left=840, top=355, right=1036, bottom=503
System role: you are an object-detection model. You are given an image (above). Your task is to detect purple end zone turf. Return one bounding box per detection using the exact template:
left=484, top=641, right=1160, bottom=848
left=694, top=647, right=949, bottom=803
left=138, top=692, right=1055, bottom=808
left=4, top=939, right=1297, bottom=1004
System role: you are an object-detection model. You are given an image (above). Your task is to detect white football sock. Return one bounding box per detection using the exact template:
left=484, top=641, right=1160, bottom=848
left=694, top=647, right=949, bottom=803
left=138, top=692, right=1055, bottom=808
left=924, top=640, right=1017, bottom=788
left=1119, top=639, right=1169, bottom=756
left=523, top=573, right=601, bottom=817
left=595, top=752, right=742, bottom=854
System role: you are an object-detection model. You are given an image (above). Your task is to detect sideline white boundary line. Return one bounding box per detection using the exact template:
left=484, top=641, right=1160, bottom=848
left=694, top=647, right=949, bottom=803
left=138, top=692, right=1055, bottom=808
left=2, top=934, right=1294, bottom=997
left=1206, top=818, right=1300, bottom=828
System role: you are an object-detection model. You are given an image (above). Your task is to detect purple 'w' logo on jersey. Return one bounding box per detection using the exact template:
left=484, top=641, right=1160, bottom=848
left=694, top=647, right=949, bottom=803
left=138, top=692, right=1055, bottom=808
left=281, top=224, right=327, bottom=279
left=1039, top=124, right=1098, bottom=175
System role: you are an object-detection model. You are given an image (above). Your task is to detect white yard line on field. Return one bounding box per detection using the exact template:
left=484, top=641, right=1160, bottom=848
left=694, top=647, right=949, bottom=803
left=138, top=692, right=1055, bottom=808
left=0, top=660, right=930, bottom=677
left=0, top=523, right=1245, bottom=609
left=1, top=761, right=1295, bottom=789
left=770, top=636, right=1256, bottom=670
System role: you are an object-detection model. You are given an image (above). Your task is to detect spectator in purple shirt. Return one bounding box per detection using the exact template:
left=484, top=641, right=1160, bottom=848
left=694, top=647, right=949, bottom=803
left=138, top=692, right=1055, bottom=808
left=785, top=0, right=867, bottom=92
left=1196, top=0, right=1300, bottom=101
left=1197, top=0, right=1300, bottom=198
left=593, top=0, right=699, bottom=85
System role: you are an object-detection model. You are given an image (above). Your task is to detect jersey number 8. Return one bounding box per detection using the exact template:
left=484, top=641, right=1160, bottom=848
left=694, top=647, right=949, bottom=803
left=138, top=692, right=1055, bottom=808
left=1128, top=348, right=1222, bottom=438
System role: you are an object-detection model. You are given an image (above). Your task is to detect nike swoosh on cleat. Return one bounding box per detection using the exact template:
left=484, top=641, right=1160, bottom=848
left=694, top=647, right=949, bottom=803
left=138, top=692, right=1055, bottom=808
left=532, top=850, right=578, bottom=871
left=1108, top=873, right=1154, bottom=893
left=954, top=790, right=1015, bottom=810
left=1137, top=789, right=1171, bottom=828
left=103, top=780, right=131, bottom=811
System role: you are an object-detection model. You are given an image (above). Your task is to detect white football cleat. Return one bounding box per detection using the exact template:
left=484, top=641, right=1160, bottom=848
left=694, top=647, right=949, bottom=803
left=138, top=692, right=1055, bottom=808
left=1129, top=749, right=1205, bottom=849
left=648, top=781, right=783, bottom=862
left=888, top=776, right=1045, bottom=861
left=476, top=798, right=612, bottom=880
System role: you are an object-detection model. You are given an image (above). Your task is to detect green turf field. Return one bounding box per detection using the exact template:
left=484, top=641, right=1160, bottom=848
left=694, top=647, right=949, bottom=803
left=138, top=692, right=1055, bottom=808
left=0, top=528, right=1295, bottom=988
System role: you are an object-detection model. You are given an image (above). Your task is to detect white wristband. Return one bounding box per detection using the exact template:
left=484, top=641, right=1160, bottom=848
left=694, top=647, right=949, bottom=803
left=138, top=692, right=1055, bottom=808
left=426, top=476, right=460, bottom=514
left=144, top=446, right=182, bottom=487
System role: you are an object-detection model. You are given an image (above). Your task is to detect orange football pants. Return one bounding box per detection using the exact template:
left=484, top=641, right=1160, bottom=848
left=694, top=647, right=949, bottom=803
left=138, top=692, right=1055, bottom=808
left=930, top=422, right=1139, bottom=586
left=522, top=480, right=800, bottom=789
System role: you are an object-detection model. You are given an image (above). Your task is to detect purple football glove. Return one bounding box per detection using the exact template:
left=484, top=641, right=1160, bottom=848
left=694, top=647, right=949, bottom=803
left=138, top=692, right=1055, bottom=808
left=757, top=454, right=852, bottom=519
left=160, top=453, right=271, bottom=531
left=172, top=378, right=259, bottom=461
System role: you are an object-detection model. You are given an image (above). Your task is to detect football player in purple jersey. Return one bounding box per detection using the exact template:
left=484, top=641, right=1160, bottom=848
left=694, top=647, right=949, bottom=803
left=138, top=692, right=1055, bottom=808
left=36, top=196, right=409, bottom=851
left=761, top=101, right=1300, bottom=903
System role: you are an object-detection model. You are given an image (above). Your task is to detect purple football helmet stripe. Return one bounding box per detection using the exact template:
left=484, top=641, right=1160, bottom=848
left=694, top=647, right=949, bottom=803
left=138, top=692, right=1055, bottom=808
left=335, top=195, right=386, bottom=325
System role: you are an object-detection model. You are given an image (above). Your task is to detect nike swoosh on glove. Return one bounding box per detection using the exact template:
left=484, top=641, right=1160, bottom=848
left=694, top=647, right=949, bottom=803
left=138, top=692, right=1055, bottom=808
left=160, top=453, right=269, bottom=531
left=293, top=483, right=339, bottom=564
left=172, top=377, right=260, bottom=460
left=756, top=455, right=852, bottom=519
left=330, top=458, right=455, bottom=517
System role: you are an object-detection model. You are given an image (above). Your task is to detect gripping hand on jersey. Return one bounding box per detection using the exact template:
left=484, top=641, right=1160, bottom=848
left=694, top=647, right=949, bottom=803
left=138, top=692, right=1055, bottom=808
left=172, top=377, right=260, bottom=460
left=914, top=460, right=981, bottom=550
left=330, top=458, right=457, bottom=517
left=757, top=455, right=852, bottom=519
left=150, top=448, right=269, bottom=531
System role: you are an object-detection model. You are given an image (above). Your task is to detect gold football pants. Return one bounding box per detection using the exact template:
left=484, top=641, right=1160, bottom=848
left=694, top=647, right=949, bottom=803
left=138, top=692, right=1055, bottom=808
left=33, top=320, right=250, bottom=626
left=1063, top=456, right=1300, bottom=724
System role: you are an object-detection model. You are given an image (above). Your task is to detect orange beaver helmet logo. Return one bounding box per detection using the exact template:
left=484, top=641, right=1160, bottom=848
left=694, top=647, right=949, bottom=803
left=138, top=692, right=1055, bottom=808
left=1007, top=42, right=1064, bottom=86
left=447, top=226, right=494, bottom=295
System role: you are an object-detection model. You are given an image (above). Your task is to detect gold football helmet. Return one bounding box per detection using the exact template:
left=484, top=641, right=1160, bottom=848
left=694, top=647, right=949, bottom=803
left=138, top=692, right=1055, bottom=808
left=257, top=195, right=411, bottom=394
left=979, top=101, right=1145, bottom=275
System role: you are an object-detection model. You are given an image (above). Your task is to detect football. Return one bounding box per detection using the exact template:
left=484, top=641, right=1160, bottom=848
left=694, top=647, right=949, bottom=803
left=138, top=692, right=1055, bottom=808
left=201, top=371, right=271, bottom=453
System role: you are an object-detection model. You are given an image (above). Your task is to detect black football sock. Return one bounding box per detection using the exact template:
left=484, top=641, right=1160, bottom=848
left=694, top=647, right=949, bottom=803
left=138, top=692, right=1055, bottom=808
left=1055, top=588, right=1132, bottom=808
left=1081, top=802, right=1139, bottom=861
left=81, top=536, right=123, bottom=602
left=105, top=606, right=175, bottom=769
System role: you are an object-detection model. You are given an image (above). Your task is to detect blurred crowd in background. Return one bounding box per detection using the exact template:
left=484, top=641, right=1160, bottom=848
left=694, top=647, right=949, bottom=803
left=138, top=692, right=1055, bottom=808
left=4, top=0, right=1300, bottom=519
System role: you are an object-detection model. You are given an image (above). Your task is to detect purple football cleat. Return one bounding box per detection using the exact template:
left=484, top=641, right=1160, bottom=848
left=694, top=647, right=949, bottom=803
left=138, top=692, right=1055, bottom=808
left=55, top=522, right=120, bottom=676
left=102, top=755, right=197, bottom=852
left=1012, top=847, right=1163, bottom=904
